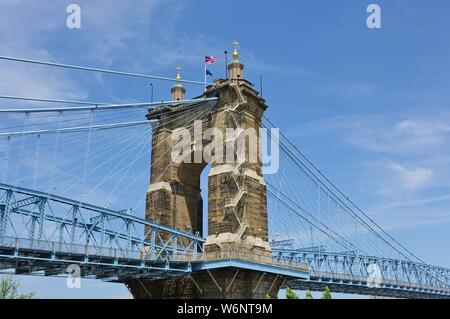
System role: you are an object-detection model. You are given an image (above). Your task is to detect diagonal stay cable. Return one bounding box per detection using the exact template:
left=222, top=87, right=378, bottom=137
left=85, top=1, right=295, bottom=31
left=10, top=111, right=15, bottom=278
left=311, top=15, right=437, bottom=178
left=0, top=97, right=218, bottom=113
left=0, top=55, right=210, bottom=85
left=263, top=116, right=420, bottom=262
left=266, top=181, right=363, bottom=253
left=263, top=115, right=450, bottom=285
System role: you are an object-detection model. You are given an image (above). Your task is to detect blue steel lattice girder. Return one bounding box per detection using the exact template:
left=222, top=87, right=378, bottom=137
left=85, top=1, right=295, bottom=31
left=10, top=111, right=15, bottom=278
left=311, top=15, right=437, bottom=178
left=0, top=190, right=13, bottom=239
left=0, top=184, right=205, bottom=265
left=273, top=248, right=450, bottom=291
left=0, top=183, right=202, bottom=243
left=3, top=183, right=450, bottom=297
left=11, top=207, right=182, bottom=253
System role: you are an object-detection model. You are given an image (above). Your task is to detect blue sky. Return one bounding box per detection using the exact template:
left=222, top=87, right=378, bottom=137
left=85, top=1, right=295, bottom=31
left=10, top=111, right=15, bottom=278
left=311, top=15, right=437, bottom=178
left=1, top=0, right=450, bottom=298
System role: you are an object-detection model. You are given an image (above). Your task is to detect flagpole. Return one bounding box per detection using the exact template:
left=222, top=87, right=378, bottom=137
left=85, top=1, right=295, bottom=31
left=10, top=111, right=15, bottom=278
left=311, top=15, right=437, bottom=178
left=224, top=51, right=228, bottom=78
left=204, top=59, right=207, bottom=92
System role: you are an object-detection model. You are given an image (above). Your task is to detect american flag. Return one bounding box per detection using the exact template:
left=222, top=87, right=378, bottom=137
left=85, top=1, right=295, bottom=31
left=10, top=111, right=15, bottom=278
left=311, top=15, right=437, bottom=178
left=205, top=56, right=217, bottom=64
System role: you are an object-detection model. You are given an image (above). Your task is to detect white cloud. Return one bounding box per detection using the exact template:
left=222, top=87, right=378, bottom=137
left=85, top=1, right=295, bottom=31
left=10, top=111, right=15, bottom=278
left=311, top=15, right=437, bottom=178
left=0, top=0, right=224, bottom=103
left=286, top=111, right=450, bottom=231
left=388, top=162, right=433, bottom=190
left=293, top=114, right=450, bottom=154
left=0, top=2, right=87, bottom=102
left=375, top=193, right=450, bottom=210
left=286, top=114, right=367, bottom=138
left=350, top=118, right=450, bottom=155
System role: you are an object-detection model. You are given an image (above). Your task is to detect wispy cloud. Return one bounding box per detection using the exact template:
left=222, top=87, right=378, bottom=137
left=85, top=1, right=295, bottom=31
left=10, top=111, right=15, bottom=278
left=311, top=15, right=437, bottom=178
left=0, top=2, right=87, bottom=101
left=350, top=118, right=450, bottom=155
left=290, top=113, right=450, bottom=154
left=372, top=193, right=450, bottom=210
left=388, top=162, right=433, bottom=190
left=287, top=109, right=450, bottom=231
left=0, top=0, right=233, bottom=109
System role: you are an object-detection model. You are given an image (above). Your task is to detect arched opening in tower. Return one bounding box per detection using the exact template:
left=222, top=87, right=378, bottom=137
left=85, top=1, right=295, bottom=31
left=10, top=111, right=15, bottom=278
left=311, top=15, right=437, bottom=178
left=176, top=161, right=208, bottom=237
left=200, top=164, right=211, bottom=238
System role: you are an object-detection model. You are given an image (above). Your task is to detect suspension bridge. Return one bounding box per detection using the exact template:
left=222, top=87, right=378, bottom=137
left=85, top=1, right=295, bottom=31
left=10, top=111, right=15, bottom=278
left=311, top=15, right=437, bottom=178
left=0, top=50, right=449, bottom=299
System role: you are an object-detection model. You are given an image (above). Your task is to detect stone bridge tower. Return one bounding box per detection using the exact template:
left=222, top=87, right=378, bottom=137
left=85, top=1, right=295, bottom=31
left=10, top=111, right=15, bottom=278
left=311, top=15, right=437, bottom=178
left=126, top=43, right=283, bottom=299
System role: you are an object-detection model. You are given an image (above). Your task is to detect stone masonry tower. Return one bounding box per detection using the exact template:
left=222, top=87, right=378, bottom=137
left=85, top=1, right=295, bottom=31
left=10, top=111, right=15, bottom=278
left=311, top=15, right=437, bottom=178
left=126, top=43, right=284, bottom=299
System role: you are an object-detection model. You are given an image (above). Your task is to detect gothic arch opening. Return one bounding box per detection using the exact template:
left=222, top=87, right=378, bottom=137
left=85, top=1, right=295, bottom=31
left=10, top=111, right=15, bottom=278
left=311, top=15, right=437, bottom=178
left=200, top=165, right=211, bottom=238
left=176, top=160, right=208, bottom=237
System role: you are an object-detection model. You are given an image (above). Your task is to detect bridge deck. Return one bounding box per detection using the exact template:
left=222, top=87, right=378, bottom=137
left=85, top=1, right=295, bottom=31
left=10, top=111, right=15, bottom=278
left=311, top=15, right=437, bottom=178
left=2, top=236, right=449, bottom=298
left=1, top=182, right=450, bottom=298
left=287, top=273, right=450, bottom=299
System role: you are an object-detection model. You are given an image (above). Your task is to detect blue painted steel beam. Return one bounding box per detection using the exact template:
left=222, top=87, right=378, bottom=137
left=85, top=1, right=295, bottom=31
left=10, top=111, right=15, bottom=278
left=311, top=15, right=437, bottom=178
left=2, top=183, right=450, bottom=298
left=0, top=183, right=204, bottom=243
left=10, top=208, right=193, bottom=253
left=273, top=248, right=450, bottom=290
left=191, top=259, right=309, bottom=279
left=285, top=278, right=450, bottom=299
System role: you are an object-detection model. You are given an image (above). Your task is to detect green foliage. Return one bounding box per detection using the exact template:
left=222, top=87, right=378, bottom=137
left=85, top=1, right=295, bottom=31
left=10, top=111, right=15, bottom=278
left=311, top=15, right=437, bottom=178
left=285, top=287, right=299, bottom=299
left=0, top=277, right=35, bottom=299
left=284, top=287, right=331, bottom=300
left=264, top=293, right=272, bottom=299
left=322, top=286, right=332, bottom=299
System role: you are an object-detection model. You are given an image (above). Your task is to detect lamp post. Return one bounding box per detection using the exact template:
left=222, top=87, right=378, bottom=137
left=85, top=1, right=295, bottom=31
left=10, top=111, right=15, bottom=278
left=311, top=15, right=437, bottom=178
left=224, top=51, right=228, bottom=78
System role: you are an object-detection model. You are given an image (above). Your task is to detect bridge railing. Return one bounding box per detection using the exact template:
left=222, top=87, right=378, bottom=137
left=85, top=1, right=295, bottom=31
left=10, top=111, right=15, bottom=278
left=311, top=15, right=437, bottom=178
left=308, top=271, right=450, bottom=294
left=0, top=236, right=203, bottom=263
left=273, top=249, right=450, bottom=291
left=0, top=183, right=205, bottom=263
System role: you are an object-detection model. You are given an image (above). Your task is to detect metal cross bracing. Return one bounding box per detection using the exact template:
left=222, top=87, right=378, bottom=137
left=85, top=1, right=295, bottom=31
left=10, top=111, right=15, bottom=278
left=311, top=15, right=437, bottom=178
left=273, top=248, right=450, bottom=298
left=0, top=183, right=204, bottom=280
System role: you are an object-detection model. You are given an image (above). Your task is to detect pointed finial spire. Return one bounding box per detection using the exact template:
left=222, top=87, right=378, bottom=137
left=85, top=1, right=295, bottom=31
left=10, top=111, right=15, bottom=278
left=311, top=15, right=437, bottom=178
left=232, top=40, right=239, bottom=60
left=171, top=65, right=186, bottom=100
left=176, top=66, right=182, bottom=82
left=228, top=40, right=244, bottom=80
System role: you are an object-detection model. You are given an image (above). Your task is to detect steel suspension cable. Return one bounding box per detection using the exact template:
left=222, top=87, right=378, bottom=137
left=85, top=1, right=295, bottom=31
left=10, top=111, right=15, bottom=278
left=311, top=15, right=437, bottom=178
left=3, top=103, right=209, bottom=172
left=263, top=114, right=428, bottom=264
left=0, top=98, right=218, bottom=113
left=0, top=55, right=210, bottom=85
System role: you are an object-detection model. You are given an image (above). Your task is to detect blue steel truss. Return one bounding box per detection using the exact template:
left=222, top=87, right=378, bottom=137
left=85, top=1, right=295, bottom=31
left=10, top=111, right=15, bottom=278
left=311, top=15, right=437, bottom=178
left=0, top=183, right=204, bottom=280
left=273, top=248, right=450, bottom=298
left=1, top=183, right=450, bottom=297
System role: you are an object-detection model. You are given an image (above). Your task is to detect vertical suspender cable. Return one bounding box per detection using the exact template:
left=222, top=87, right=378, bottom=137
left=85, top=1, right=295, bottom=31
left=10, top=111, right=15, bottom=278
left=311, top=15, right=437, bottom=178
left=32, top=134, right=41, bottom=189
left=2, top=136, right=11, bottom=184
left=13, top=114, right=28, bottom=185
left=47, top=113, right=63, bottom=193
left=81, top=110, right=94, bottom=200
